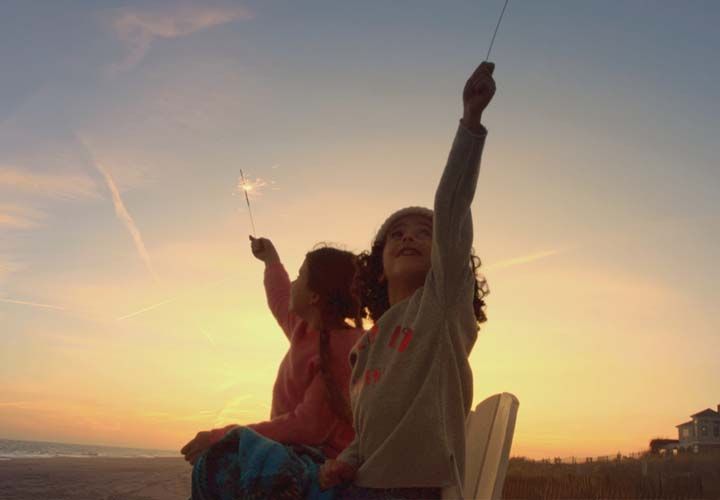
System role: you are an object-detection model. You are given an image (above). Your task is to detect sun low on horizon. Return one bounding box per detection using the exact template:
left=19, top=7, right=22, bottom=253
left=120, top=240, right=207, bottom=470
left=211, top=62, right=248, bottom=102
left=1, top=0, right=719, bottom=461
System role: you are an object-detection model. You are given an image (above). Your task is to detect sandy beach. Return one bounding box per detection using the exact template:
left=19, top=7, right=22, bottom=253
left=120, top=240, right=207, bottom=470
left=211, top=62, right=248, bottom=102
left=0, top=457, right=190, bottom=500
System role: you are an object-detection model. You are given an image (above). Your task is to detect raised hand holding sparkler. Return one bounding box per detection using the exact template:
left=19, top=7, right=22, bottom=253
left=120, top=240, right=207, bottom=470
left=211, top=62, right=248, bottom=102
left=461, top=61, right=496, bottom=134
left=249, top=235, right=280, bottom=266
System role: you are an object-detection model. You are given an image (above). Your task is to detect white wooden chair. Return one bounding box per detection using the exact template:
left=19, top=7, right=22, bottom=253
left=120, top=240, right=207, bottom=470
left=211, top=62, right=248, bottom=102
left=441, top=392, right=519, bottom=500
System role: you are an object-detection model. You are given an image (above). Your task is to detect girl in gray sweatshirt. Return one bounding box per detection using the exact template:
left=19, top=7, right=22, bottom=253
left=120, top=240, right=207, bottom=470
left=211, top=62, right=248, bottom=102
left=319, top=61, right=497, bottom=499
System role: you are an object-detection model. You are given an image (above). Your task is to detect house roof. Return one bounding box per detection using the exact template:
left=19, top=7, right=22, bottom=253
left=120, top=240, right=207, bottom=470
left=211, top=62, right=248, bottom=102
left=690, top=408, right=720, bottom=418
left=676, top=420, right=693, bottom=428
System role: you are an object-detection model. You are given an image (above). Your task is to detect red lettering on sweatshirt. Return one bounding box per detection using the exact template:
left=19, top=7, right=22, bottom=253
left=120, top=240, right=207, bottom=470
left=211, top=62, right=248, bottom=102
left=363, top=368, right=381, bottom=386
left=388, top=325, right=414, bottom=353
left=398, top=328, right=414, bottom=352
left=388, top=325, right=402, bottom=348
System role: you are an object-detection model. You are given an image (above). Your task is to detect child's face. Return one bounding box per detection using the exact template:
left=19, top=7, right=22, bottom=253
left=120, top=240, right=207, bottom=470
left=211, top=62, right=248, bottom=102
left=381, top=214, right=433, bottom=287
left=289, top=259, right=318, bottom=319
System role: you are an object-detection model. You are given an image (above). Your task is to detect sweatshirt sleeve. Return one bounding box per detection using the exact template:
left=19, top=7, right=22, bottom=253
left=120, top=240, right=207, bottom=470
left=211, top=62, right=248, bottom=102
left=336, top=434, right=360, bottom=469
left=247, top=371, right=336, bottom=445
left=208, top=423, right=239, bottom=446
left=429, top=121, right=487, bottom=309
left=264, top=261, right=301, bottom=339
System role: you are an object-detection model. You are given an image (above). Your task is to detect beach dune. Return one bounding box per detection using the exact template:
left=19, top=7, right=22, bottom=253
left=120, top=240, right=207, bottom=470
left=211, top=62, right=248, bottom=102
left=0, top=457, right=190, bottom=500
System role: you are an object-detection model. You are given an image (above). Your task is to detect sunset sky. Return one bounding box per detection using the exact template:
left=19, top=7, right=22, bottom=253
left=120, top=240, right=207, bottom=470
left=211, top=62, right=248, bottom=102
left=1, top=0, right=719, bottom=460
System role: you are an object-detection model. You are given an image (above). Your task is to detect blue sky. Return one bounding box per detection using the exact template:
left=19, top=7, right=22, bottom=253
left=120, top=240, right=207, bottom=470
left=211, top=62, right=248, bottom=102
left=1, top=0, right=718, bottom=458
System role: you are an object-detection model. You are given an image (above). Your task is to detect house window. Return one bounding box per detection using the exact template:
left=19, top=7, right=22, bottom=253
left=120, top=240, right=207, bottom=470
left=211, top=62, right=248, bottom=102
left=714, top=422, right=719, bottom=438
left=701, top=424, right=708, bottom=436
left=682, top=428, right=690, bottom=438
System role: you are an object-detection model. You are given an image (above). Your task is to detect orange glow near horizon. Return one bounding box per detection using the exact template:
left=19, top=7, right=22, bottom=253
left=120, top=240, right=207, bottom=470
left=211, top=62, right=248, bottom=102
left=2, top=1, right=719, bottom=463
left=2, top=229, right=712, bottom=459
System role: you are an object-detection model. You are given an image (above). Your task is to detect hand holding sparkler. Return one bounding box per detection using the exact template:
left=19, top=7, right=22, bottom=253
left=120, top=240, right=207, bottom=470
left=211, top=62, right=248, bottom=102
left=250, top=235, right=280, bottom=266
left=461, top=61, right=496, bottom=134
left=459, top=0, right=507, bottom=133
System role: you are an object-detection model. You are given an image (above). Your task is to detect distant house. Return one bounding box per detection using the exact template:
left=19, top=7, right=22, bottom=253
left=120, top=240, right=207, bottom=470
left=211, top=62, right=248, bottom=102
left=649, top=438, right=678, bottom=454
left=676, top=404, right=720, bottom=453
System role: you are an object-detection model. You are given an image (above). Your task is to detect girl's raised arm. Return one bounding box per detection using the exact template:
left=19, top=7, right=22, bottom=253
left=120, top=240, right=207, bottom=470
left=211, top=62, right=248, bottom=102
left=430, top=62, right=495, bottom=309
left=250, top=236, right=300, bottom=339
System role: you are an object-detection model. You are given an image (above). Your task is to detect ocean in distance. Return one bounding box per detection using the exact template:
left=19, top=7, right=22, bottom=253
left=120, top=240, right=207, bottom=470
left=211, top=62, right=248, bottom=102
left=0, top=438, right=178, bottom=460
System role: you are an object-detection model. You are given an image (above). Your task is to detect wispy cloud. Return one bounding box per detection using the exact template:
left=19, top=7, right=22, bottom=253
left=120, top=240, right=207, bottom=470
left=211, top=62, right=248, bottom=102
left=139, top=409, right=220, bottom=423
left=93, top=161, right=159, bottom=283
left=116, top=297, right=174, bottom=321
left=0, top=166, right=100, bottom=200
left=487, top=249, right=565, bottom=271
left=0, top=204, right=44, bottom=230
left=213, top=394, right=255, bottom=427
left=116, top=276, right=231, bottom=320
left=0, top=297, right=66, bottom=311
left=108, top=4, right=253, bottom=74
left=0, top=257, right=24, bottom=285
left=0, top=401, right=34, bottom=409
left=200, top=327, right=216, bottom=347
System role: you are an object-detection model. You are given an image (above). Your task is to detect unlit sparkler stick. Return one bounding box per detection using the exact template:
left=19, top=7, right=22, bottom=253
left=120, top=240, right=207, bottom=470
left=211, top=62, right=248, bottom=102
left=486, top=0, right=510, bottom=61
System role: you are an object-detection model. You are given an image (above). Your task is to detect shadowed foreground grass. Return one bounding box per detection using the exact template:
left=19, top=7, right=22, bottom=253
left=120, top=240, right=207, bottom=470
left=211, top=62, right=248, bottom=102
left=502, top=451, right=720, bottom=499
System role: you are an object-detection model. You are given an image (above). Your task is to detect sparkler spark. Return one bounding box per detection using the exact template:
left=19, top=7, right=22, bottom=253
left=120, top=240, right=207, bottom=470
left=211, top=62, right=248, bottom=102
left=236, top=170, right=267, bottom=236
left=235, top=174, right=267, bottom=198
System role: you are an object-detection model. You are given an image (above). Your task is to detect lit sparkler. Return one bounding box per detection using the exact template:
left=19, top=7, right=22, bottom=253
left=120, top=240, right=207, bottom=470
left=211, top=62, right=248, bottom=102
left=236, top=170, right=267, bottom=236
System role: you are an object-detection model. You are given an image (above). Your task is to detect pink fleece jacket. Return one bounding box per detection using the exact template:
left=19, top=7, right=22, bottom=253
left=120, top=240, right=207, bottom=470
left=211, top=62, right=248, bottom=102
left=209, top=261, right=362, bottom=458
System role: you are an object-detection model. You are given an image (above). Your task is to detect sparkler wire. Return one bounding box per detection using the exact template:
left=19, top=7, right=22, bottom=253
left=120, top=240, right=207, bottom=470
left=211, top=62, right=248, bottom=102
left=486, top=0, right=510, bottom=61
left=239, top=169, right=257, bottom=236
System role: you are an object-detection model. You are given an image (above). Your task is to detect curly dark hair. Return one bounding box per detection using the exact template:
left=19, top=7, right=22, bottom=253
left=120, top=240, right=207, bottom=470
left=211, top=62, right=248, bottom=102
left=305, top=245, right=361, bottom=425
left=354, top=240, right=489, bottom=325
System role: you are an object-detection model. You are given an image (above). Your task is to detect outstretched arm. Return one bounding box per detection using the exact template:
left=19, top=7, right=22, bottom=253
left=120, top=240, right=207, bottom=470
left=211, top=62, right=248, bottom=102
left=430, top=62, right=496, bottom=308
left=250, top=236, right=300, bottom=338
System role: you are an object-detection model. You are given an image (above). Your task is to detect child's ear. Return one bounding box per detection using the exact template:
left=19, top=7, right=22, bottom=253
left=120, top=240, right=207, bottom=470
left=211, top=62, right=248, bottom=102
left=310, top=292, right=320, bottom=305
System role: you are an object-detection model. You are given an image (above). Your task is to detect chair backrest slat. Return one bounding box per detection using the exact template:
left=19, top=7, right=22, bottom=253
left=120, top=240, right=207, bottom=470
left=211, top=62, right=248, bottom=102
left=442, top=392, right=519, bottom=500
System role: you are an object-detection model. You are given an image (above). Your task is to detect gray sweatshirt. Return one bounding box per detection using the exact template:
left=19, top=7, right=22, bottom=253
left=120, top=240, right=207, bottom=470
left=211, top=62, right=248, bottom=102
left=337, top=122, right=487, bottom=488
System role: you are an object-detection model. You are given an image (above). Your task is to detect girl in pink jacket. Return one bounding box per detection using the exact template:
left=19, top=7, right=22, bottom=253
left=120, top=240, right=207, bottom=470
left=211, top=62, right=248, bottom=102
left=182, top=237, right=362, bottom=499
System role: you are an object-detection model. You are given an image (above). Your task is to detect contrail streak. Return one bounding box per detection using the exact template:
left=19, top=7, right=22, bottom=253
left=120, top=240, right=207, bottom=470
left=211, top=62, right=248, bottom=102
left=199, top=327, right=216, bottom=347
left=116, top=297, right=174, bottom=320
left=94, top=162, right=159, bottom=283
left=0, top=298, right=65, bottom=310
left=116, top=276, right=233, bottom=321
left=487, top=249, right=562, bottom=271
